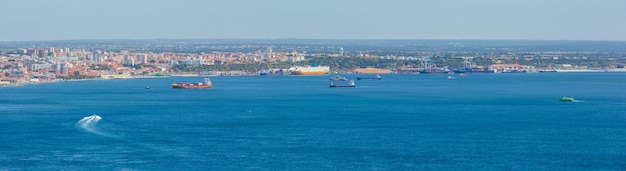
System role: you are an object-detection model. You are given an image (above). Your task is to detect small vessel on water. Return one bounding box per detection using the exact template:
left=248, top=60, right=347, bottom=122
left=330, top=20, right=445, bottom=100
left=145, top=85, right=151, bottom=89
left=447, top=75, right=455, bottom=80
left=330, top=75, right=348, bottom=81
left=539, top=70, right=557, bottom=73
left=172, top=78, right=213, bottom=89
left=559, top=96, right=575, bottom=102
left=90, top=114, right=101, bottom=120
left=329, top=80, right=356, bottom=88
left=356, top=74, right=381, bottom=80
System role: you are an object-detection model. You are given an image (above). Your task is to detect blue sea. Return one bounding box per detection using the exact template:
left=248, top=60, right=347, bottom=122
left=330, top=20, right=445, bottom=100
left=1, top=73, right=625, bottom=170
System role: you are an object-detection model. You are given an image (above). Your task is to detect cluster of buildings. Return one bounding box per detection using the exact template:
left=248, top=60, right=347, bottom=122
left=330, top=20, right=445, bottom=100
left=0, top=47, right=306, bottom=86
left=2, top=44, right=624, bottom=86
left=381, top=52, right=626, bottom=73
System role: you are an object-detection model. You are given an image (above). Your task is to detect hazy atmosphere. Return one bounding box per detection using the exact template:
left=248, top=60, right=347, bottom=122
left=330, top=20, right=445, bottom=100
left=2, top=0, right=625, bottom=41
left=3, top=1, right=626, bottom=170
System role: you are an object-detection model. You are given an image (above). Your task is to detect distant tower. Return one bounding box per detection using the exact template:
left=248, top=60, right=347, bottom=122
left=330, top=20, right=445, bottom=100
left=266, top=47, right=273, bottom=54
left=37, top=49, right=47, bottom=58
left=92, top=52, right=101, bottom=62
left=339, top=48, right=344, bottom=56
left=124, top=55, right=133, bottom=65
left=136, top=54, right=148, bottom=64
left=56, top=61, right=61, bottom=74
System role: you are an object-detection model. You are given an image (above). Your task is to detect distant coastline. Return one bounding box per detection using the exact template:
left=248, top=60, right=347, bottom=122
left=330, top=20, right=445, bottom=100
left=2, top=39, right=625, bottom=87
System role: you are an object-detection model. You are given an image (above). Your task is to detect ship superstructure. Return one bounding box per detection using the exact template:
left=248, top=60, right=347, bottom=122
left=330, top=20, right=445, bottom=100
left=288, top=66, right=330, bottom=75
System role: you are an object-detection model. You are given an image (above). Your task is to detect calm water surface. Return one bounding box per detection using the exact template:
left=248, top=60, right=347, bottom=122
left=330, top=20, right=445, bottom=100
left=1, top=73, right=625, bottom=170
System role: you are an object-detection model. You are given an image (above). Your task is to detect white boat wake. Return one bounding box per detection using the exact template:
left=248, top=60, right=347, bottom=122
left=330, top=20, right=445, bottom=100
left=76, top=114, right=110, bottom=137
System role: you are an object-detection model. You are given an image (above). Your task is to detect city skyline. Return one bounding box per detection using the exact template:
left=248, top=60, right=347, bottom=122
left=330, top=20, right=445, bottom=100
left=1, top=0, right=625, bottom=41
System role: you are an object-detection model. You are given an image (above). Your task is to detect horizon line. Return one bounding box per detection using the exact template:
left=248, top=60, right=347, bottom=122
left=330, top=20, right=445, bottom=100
left=2, top=38, right=626, bottom=42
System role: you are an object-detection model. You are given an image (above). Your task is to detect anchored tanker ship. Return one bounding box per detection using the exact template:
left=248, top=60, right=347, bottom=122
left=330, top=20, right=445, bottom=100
left=171, top=78, right=213, bottom=89
left=288, top=66, right=330, bottom=75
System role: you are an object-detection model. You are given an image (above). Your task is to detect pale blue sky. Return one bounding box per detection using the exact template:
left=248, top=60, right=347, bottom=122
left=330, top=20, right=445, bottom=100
left=1, top=0, right=625, bottom=41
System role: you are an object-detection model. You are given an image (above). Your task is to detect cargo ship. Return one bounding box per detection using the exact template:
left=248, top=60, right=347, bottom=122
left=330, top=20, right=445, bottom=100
left=288, top=66, right=330, bottom=75
left=329, top=80, right=355, bottom=88
left=356, top=74, right=381, bottom=80
left=172, top=78, right=212, bottom=89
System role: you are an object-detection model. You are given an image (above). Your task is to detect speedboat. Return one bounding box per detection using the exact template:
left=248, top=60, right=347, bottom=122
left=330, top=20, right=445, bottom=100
left=559, top=96, right=575, bottom=102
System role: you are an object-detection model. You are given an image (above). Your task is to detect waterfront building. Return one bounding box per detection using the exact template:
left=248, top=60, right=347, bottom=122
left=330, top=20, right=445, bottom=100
left=339, top=47, right=344, bottom=56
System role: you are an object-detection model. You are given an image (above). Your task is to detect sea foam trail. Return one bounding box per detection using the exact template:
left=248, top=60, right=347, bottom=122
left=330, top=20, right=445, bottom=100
left=76, top=114, right=110, bottom=137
